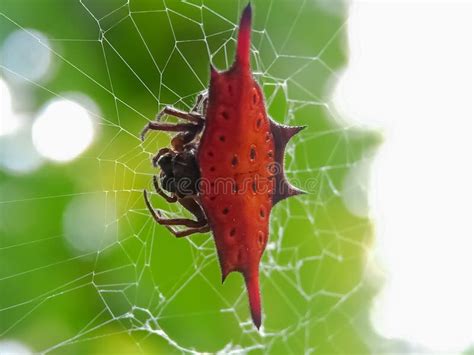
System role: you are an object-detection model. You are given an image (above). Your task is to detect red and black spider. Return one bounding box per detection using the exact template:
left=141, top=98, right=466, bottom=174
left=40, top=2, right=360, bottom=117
left=141, top=4, right=305, bottom=329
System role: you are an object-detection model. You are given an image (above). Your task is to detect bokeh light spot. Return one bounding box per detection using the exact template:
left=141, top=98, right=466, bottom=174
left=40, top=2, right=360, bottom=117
left=0, top=123, right=43, bottom=174
left=0, top=340, right=32, bottom=355
left=0, top=78, right=21, bottom=136
left=63, top=194, right=117, bottom=254
left=32, top=99, right=95, bottom=162
left=1, top=29, right=52, bottom=83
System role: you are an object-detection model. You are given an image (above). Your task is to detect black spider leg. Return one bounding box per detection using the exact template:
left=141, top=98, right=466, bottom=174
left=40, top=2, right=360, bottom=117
left=179, top=197, right=208, bottom=227
left=156, top=106, right=204, bottom=124
left=191, top=91, right=208, bottom=114
left=143, top=190, right=209, bottom=238
left=144, top=190, right=206, bottom=227
left=172, top=225, right=210, bottom=238
left=141, top=122, right=199, bottom=141
left=191, top=93, right=204, bottom=112
left=152, top=175, right=177, bottom=203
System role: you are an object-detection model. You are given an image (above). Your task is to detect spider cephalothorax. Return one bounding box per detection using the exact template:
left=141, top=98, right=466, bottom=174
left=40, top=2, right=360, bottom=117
left=141, top=4, right=305, bottom=329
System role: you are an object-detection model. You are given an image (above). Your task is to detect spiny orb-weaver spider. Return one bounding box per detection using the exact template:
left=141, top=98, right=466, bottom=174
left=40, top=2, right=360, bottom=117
left=141, top=4, right=305, bottom=329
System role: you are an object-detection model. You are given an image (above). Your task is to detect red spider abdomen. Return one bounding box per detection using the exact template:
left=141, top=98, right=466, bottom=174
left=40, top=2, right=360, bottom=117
left=198, top=66, right=274, bottom=280
left=196, top=3, right=305, bottom=329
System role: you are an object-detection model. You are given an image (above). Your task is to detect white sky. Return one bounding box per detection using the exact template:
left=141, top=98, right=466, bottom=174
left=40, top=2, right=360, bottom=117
left=333, top=0, right=472, bottom=352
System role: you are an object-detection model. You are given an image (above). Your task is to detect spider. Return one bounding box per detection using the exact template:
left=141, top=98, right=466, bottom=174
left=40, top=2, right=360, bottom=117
left=141, top=92, right=210, bottom=238
left=141, top=4, right=304, bottom=329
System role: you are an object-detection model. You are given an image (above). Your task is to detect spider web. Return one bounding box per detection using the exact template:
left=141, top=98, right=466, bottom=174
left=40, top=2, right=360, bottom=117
left=0, top=0, right=378, bottom=353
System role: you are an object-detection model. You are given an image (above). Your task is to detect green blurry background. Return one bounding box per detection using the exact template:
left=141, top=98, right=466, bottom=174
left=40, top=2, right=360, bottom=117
left=0, top=0, right=380, bottom=353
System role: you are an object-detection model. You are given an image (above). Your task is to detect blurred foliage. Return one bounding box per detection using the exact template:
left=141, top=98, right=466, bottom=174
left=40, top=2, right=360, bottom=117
left=0, top=0, right=380, bottom=353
